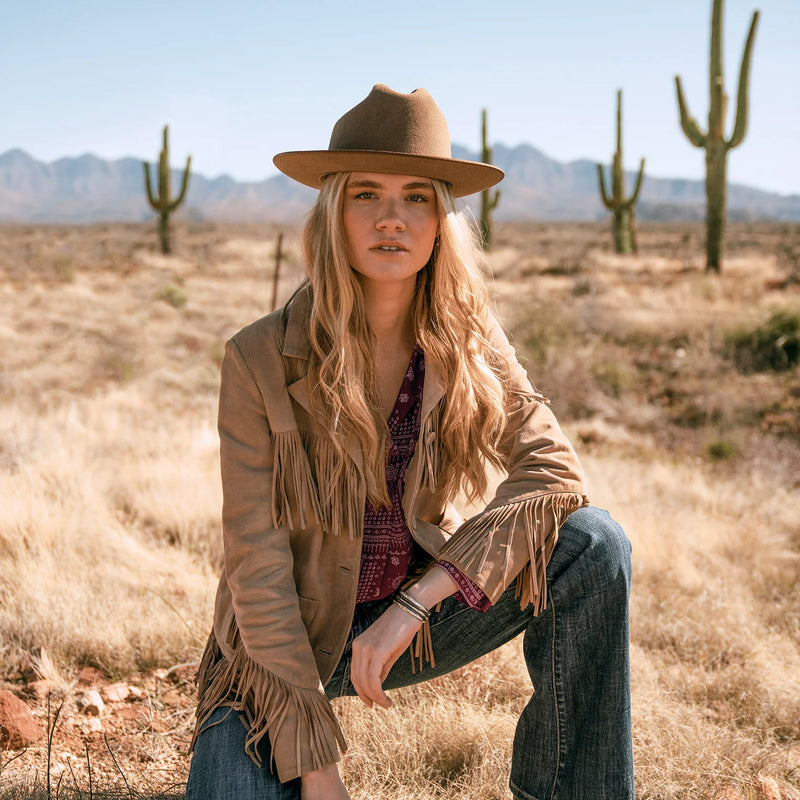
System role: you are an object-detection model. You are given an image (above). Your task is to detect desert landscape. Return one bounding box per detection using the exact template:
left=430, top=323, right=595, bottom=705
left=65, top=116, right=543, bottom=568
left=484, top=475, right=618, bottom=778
left=1, top=219, right=799, bottom=799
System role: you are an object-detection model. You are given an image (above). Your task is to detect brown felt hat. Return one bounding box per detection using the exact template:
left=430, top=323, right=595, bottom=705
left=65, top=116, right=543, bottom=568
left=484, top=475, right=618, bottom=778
left=273, top=84, right=504, bottom=198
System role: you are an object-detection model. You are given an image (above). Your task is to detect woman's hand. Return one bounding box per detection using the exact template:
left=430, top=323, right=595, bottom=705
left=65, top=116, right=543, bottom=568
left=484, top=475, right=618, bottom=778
left=351, top=604, right=422, bottom=708
left=350, top=566, right=461, bottom=708
left=300, top=762, right=351, bottom=800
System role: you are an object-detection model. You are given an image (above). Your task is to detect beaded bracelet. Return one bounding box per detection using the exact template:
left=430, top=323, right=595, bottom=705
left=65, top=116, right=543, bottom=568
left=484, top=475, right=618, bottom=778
left=392, top=588, right=430, bottom=623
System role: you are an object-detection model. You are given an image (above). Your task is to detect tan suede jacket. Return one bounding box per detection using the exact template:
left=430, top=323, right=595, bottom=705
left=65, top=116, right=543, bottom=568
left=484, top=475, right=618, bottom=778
left=193, top=285, right=587, bottom=782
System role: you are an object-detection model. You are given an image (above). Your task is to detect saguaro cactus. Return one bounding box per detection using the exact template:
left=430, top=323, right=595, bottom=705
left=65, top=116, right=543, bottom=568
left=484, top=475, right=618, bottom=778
left=143, top=125, right=191, bottom=255
left=675, top=0, right=759, bottom=273
left=597, top=89, right=645, bottom=254
left=479, top=109, right=500, bottom=250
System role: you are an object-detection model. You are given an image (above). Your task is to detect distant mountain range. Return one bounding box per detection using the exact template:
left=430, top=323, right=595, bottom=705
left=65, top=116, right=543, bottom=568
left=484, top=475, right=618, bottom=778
left=1, top=144, right=798, bottom=224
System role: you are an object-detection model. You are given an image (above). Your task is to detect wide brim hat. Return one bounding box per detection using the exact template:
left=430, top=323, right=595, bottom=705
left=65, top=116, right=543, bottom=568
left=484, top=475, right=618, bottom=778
left=273, top=84, right=504, bottom=198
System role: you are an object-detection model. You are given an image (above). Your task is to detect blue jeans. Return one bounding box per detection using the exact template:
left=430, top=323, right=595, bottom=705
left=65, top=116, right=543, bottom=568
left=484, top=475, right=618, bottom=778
left=187, top=506, right=634, bottom=799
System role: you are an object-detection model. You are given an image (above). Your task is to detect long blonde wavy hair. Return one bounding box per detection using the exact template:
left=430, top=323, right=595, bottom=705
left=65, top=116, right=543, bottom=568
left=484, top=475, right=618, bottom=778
left=301, top=171, right=513, bottom=508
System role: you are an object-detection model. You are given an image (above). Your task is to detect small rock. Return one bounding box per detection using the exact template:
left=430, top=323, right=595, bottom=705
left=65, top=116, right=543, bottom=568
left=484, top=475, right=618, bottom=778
left=161, top=689, right=182, bottom=706
left=76, top=689, right=104, bottom=716
left=0, top=689, right=44, bottom=750
left=117, top=705, right=140, bottom=721
left=76, top=665, right=104, bottom=685
left=757, top=774, right=781, bottom=800
left=78, top=717, right=103, bottom=735
left=102, top=682, right=130, bottom=703
left=127, top=686, right=144, bottom=700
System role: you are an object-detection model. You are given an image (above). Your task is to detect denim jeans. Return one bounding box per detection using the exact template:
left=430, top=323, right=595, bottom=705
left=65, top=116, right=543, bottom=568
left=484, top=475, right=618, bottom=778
left=186, top=506, right=634, bottom=800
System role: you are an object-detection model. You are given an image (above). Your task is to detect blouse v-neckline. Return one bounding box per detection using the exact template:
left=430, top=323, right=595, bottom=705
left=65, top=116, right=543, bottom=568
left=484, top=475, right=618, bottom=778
left=386, top=347, right=424, bottom=430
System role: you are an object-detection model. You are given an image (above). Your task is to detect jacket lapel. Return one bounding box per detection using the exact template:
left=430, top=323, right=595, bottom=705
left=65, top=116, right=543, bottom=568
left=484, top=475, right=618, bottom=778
left=281, top=287, right=362, bottom=467
left=420, top=355, right=445, bottom=420
left=283, top=287, right=314, bottom=417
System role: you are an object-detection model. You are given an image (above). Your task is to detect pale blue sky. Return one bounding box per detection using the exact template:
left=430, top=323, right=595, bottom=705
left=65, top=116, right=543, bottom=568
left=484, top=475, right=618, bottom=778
left=3, top=0, right=797, bottom=195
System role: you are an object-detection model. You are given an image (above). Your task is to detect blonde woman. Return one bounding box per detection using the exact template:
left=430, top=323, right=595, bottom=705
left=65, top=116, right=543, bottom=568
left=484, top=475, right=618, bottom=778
left=187, top=85, right=634, bottom=800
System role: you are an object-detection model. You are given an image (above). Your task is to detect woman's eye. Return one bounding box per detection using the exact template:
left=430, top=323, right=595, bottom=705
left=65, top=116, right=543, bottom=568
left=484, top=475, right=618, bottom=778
left=354, top=191, right=375, bottom=200
left=407, top=194, right=429, bottom=203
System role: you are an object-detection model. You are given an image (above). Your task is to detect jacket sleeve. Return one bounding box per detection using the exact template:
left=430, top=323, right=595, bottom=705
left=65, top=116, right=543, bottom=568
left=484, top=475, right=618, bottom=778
left=436, top=315, right=588, bottom=613
left=197, top=336, right=345, bottom=782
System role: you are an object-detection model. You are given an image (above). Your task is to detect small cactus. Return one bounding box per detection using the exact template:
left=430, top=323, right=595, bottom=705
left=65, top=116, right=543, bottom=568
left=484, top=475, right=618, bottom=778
left=675, top=0, right=759, bottom=273
left=143, top=125, right=191, bottom=255
left=479, top=109, right=500, bottom=250
left=597, top=89, right=645, bottom=254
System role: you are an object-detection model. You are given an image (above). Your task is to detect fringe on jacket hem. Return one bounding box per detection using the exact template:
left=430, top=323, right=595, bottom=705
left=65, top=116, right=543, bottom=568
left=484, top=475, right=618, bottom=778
left=438, top=491, right=587, bottom=616
left=191, top=631, right=347, bottom=781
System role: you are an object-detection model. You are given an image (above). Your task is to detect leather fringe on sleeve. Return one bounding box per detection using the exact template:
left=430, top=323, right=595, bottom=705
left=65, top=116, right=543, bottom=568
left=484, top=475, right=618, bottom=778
left=271, top=430, right=365, bottom=538
left=439, top=491, right=587, bottom=615
left=192, top=630, right=347, bottom=782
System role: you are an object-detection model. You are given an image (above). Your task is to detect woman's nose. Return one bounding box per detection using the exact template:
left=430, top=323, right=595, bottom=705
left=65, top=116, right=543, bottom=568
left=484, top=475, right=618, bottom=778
left=376, top=201, right=405, bottom=231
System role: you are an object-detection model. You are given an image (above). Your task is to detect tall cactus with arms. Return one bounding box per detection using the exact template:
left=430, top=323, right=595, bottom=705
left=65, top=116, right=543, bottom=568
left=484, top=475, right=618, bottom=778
left=479, top=108, right=500, bottom=250
left=597, top=89, right=645, bottom=254
left=675, top=0, right=759, bottom=273
left=143, top=125, right=191, bottom=255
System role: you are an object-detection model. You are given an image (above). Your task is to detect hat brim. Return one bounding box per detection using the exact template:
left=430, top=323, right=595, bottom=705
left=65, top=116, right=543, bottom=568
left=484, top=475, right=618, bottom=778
left=273, top=150, right=504, bottom=198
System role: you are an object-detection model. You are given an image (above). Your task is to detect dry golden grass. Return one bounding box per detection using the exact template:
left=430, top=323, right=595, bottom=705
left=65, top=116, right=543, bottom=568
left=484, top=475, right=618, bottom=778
left=1, top=220, right=799, bottom=799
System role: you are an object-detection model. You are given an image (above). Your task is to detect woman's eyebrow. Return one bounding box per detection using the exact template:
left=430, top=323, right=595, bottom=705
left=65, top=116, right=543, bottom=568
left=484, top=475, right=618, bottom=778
left=346, top=179, right=435, bottom=190
left=347, top=179, right=382, bottom=189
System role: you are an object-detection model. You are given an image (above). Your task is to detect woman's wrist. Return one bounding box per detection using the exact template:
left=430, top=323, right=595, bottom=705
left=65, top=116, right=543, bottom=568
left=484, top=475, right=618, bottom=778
left=301, top=762, right=341, bottom=783
left=392, top=589, right=429, bottom=622
left=403, top=564, right=460, bottom=609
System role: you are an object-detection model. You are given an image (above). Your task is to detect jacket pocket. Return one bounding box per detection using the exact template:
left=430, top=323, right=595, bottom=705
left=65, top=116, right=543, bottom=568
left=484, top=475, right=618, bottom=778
left=297, top=594, right=319, bottom=626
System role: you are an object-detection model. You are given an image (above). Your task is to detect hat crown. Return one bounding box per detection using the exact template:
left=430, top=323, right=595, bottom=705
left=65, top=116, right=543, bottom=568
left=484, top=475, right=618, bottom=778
left=328, top=84, right=452, bottom=159
left=272, top=84, right=503, bottom=197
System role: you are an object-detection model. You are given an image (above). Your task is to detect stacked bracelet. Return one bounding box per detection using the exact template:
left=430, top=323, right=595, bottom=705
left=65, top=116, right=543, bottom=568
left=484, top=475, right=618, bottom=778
left=392, top=588, right=430, bottom=623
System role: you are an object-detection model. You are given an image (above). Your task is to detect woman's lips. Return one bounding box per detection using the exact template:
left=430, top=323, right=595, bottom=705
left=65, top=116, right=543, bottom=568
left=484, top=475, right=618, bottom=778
left=371, top=242, right=408, bottom=252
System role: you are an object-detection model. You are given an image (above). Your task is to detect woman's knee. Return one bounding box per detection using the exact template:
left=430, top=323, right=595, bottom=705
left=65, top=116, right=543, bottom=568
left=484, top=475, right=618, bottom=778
left=558, top=505, right=632, bottom=588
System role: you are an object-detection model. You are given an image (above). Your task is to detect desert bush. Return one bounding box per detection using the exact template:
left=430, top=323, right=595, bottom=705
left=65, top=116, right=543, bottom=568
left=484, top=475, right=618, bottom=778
left=707, top=438, right=737, bottom=460
left=156, top=281, right=188, bottom=309
left=725, top=310, right=800, bottom=372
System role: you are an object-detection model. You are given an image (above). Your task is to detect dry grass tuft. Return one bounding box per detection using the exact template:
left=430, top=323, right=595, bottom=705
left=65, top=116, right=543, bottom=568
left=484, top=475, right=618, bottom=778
left=336, top=653, right=523, bottom=799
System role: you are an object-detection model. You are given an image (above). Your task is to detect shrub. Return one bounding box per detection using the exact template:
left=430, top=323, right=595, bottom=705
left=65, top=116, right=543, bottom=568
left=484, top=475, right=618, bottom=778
left=725, top=311, right=800, bottom=373
left=156, top=282, right=187, bottom=309
left=708, top=439, right=736, bottom=460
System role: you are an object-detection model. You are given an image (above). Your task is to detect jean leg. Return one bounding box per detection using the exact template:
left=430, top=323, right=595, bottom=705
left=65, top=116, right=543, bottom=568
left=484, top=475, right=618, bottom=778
left=326, top=506, right=633, bottom=800
left=326, top=507, right=633, bottom=800
left=186, top=705, right=301, bottom=800
left=510, top=506, right=634, bottom=800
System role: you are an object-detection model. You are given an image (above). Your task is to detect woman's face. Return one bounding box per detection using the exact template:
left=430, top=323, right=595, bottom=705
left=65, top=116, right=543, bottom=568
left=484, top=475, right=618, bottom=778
left=342, top=172, right=439, bottom=289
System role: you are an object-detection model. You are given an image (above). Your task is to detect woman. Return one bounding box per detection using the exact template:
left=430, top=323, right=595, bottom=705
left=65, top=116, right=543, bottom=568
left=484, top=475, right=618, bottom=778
left=187, top=85, right=634, bottom=800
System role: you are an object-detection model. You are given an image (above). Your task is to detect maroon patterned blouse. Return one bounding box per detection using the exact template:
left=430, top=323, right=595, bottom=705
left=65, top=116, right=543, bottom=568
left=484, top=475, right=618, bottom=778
left=356, top=348, right=490, bottom=612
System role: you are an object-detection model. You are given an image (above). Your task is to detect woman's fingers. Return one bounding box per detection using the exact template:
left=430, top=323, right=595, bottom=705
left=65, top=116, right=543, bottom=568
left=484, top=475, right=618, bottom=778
left=350, top=605, right=420, bottom=708
left=300, top=763, right=351, bottom=800
left=351, top=639, right=393, bottom=708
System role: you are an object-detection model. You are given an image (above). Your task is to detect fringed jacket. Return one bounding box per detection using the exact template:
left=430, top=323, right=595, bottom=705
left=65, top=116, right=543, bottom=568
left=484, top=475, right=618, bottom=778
left=193, top=285, right=588, bottom=782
